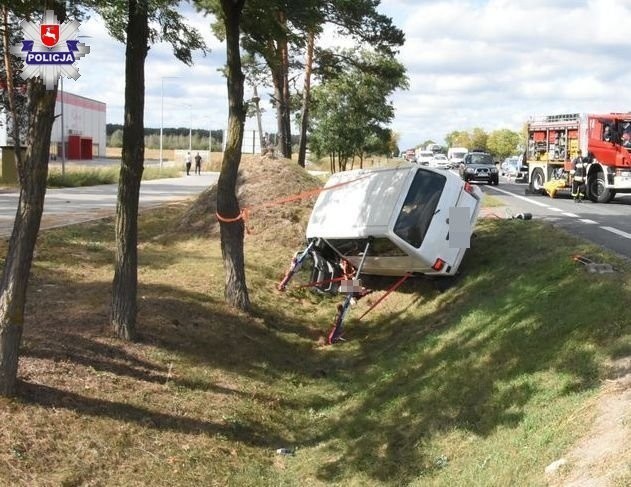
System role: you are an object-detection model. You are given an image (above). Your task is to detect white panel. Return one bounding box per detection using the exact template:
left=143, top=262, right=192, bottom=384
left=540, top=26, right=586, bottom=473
left=306, top=166, right=412, bottom=239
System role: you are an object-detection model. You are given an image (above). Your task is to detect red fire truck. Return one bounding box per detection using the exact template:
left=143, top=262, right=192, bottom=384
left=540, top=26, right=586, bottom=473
left=526, top=113, right=631, bottom=202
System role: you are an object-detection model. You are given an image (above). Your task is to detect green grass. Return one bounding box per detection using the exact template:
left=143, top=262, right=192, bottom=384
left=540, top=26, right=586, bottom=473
left=0, top=204, right=628, bottom=486
left=47, top=166, right=181, bottom=187
left=481, top=193, right=505, bottom=207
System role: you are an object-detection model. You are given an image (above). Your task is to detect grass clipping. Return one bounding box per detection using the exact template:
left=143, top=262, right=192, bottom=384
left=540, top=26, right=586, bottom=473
left=176, top=155, right=323, bottom=247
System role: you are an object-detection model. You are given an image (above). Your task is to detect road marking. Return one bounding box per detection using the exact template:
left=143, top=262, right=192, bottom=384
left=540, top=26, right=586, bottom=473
left=562, top=212, right=579, bottom=217
left=601, top=226, right=631, bottom=239
left=485, top=186, right=550, bottom=208
left=550, top=207, right=564, bottom=212
left=579, top=219, right=598, bottom=224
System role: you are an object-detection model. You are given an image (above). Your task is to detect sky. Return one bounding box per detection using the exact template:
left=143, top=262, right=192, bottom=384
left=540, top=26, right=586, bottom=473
left=48, top=0, right=631, bottom=153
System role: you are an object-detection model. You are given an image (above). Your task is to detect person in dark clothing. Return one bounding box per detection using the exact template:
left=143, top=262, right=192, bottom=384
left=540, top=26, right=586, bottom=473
left=194, top=152, right=202, bottom=175
left=571, top=151, right=586, bottom=202
left=185, top=152, right=192, bottom=175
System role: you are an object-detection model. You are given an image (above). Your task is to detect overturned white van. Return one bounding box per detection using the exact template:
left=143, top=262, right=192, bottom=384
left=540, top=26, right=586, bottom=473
left=276, top=165, right=484, bottom=343
left=304, top=165, right=482, bottom=279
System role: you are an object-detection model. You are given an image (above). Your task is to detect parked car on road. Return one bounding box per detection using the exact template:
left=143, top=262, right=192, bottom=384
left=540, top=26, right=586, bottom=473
left=459, top=151, right=499, bottom=185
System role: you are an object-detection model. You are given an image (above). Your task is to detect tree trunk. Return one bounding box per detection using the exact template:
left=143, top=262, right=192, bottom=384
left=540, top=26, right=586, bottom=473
left=2, top=6, right=24, bottom=174
left=218, top=0, right=249, bottom=311
left=111, top=0, right=149, bottom=340
left=268, top=9, right=291, bottom=160
left=297, top=30, right=314, bottom=168
left=0, top=78, right=56, bottom=395
left=279, top=31, right=291, bottom=159
left=272, top=73, right=284, bottom=154
left=270, top=57, right=291, bottom=159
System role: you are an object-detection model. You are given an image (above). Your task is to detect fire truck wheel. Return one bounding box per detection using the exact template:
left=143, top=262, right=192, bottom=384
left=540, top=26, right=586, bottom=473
left=588, top=172, right=615, bottom=203
left=529, top=168, right=545, bottom=194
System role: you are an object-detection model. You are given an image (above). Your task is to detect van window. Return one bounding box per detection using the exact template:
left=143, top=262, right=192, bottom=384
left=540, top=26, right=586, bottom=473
left=393, top=169, right=446, bottom=248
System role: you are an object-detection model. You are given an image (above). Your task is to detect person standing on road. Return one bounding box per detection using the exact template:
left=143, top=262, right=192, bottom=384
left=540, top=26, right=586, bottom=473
left=571, top=151, right=586, bottom=202
left=185, top=152, right=192, bottom=175
left=194, top=152, right=202, bottom=175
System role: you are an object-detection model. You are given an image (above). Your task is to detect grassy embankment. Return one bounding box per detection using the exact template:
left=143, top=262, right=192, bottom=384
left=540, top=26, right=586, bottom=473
left=0, top=156, right=628, bottom=486
left=46, top=166, right=181, bottom=188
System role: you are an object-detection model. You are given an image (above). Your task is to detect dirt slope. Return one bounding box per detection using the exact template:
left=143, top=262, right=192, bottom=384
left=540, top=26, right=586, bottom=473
left=176, top=154, right=323, bottom=247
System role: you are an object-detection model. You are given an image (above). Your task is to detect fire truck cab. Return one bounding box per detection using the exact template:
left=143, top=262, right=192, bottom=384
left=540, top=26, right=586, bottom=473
left=526, top=113, right=631, bottom=202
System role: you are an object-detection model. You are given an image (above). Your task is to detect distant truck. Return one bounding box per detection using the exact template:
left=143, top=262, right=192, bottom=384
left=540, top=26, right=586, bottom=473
left=404, top=149, right=416, bottom=162
left=426, top=143, right=442, bottom=154
left=526, top=112, right=631, bottom=202
left=447, top=147, right=468, bottom=165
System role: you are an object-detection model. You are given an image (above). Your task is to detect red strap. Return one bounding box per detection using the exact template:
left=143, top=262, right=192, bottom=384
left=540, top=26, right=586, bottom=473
left=358, top=273, right=412, bottom=321
left=215, top=174, right=369, bottom=226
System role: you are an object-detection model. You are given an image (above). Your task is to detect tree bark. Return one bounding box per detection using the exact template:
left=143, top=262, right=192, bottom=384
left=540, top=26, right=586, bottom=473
left=218, top=0, right=249, bottom=311
left=2, top=6, right=24, bottom=173
left=297, top=30, right=314, bottom=168
left=111, top=0, right=149, bottom=340
left=268, top=9, right=291, bottom=160
left=0, top=78, right=56, bottom=395
left=279, top=28, right=291, bottom=159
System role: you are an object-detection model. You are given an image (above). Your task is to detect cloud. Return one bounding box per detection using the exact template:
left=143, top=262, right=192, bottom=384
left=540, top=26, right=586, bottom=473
left=382, top=0, right=631, bottom=150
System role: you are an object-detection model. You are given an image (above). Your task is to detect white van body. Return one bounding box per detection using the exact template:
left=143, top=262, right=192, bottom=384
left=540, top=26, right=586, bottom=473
left=416, top=150, right=434, bottom=165
left=448, top=147, right=469, bottom=165
left=306, top=166, right=482, bottom=276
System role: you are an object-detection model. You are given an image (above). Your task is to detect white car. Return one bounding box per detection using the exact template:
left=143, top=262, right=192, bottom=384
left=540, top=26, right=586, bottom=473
left=501, top=156, right=523, bottom=177
left=305, top=165, right=482, bottom=277
left=429, top=154, right=450, bottom=169
left=417, top=150, right=434, bottom=165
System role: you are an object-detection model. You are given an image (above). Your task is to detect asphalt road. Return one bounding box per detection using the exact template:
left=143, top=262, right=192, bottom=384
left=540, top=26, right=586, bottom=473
left=479, top=175, right=631, bottom=260
left=0, top=172, right=219, bottom=237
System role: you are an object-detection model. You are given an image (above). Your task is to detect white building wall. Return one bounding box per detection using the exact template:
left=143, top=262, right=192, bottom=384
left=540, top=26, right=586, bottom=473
left=50, top=91, right=106, bottom=158
left=0, top=92, right=106, bottom=158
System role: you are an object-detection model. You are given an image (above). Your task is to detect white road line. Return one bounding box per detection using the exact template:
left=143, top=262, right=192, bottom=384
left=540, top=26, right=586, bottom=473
left=562, top=212, right=579, bottom=218
left=579, top=219, right=598, bottom=224
left=485, top=186, right=550, bottom=208
left=550, top=207, right=564, bottom=212
left=601, top=226, right=631, bottom=239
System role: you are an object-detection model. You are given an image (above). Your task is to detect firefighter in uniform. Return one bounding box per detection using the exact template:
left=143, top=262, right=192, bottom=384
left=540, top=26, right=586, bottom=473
left=571, top=151, right=586, bottom=202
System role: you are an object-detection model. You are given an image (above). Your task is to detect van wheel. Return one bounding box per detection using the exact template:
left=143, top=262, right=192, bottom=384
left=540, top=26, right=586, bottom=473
left=588, top=172, right=615, bottom=203
left=529, top=168, right=545, bottom=194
